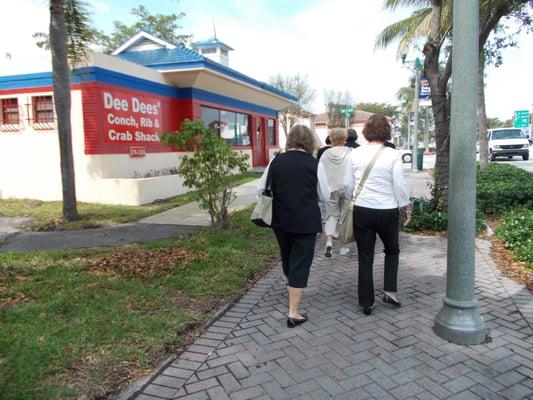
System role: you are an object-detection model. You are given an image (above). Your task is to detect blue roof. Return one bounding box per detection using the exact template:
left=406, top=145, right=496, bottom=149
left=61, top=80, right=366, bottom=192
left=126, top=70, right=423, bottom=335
left=191, top=38, right=234, bottom=51
left=116, top=47, right=297, bottom=102
left=118, top=46, right=204, bottom=66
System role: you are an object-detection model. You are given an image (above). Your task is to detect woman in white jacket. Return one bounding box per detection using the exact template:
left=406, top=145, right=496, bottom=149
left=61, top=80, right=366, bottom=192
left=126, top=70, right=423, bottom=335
left=319, top=128, right=353, bottom=258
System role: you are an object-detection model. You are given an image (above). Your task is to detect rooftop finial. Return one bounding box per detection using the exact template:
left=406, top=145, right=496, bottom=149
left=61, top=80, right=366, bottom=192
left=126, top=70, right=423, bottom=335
left=212, top=20, right=217, bottom=39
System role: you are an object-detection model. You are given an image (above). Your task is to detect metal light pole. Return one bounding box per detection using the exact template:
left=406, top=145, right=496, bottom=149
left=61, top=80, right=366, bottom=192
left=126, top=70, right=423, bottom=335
left=434, top=0, right=485, bottom=345
left=407, top=116, right=411, bottom=151
left=412, top=58, right=421, bottom=170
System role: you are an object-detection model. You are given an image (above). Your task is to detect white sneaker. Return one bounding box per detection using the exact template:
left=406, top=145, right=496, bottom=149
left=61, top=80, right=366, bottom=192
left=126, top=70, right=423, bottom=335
left=339, top=247, right=350, bottom=256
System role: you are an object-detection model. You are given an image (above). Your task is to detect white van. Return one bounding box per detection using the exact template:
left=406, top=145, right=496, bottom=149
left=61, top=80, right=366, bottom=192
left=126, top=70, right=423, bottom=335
left=487, top=128, right=529, bottom=161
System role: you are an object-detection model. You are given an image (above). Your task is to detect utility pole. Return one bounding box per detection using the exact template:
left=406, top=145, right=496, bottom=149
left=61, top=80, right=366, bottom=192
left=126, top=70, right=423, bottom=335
left=424, top=107, right=430, bottom=151
left=434, top=0, right=485, bottom=345
left=412, top=59, right=421, bottom=170
left=341, top=106, right=355, bottom=131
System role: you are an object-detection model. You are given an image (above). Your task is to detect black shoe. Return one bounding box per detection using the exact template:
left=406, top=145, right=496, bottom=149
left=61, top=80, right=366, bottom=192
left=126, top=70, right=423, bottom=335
left=287, top=314, right=307, bottom=328
left=324, top=245, right=332, bottom=258
left=362, top=306, right=374, bottom=316
left=383, top=293, right=402, bottom=307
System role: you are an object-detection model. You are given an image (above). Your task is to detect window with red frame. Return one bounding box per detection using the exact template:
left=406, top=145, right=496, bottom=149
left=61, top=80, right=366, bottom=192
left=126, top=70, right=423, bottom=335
left=1, top=98, right=19, bottom=125
left=32, top=95, right=54, bottom=123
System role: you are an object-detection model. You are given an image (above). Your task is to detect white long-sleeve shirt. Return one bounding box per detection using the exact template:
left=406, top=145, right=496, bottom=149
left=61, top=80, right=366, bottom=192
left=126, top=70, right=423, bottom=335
left=343, top=144, right=410, bottom=209
left=257, top=149, right=330, bottom=202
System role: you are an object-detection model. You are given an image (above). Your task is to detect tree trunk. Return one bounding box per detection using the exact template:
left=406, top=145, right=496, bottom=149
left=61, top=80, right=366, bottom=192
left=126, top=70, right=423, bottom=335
left=50, top=0, right=79, bottom=221
left=477, top=56, right=489, bottom=169
left=432, top=94, right=451, bottom=206
left=424, top=40, right=451, bottom=207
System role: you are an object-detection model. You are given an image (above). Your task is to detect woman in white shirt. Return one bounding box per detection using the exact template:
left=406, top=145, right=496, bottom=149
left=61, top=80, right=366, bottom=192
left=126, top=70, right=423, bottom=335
left=319, top=128, right=352, bottom=258
left=343, top=114, right=412, bottom=316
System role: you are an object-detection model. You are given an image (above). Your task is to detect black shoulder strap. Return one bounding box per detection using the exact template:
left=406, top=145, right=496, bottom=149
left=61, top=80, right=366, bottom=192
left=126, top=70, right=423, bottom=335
left=264, top=155, right=277, bottom=196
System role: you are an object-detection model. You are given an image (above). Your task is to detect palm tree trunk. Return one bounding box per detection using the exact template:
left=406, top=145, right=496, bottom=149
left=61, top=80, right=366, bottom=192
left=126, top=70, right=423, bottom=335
left=477, top=55, right=489, bottom=169
left=424, top=40, right=451, bottom=208
left=431, top=94, right=451, bottom=207
left=50, top=0, right=79, bottom=220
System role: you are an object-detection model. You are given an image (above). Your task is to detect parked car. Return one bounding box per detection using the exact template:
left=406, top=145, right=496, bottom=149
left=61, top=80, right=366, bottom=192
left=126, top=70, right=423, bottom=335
left=487, top=128, right=529, bottom=161
left=399, top=149, right=412, bottom=163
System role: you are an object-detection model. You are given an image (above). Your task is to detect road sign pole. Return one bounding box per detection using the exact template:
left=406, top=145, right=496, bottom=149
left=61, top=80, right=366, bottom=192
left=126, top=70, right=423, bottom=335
left=412, top=68, right=420, bottom=171
left=434, top=0, right=485, bottom=345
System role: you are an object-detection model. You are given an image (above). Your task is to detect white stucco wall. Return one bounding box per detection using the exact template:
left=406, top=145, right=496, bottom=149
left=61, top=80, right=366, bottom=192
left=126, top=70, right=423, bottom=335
left=0, top=88, right=255, bottom=205
left=0, top=51, right=263, bottom=206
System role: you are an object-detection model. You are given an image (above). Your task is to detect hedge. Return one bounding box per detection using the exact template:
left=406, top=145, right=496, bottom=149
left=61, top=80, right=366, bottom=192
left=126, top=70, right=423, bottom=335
left=477, top=164, right=533, bottom=214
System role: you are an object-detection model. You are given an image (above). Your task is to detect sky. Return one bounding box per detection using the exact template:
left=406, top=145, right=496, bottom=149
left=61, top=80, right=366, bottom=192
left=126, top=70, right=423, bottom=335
left=1, top=0, right=532, bottom=120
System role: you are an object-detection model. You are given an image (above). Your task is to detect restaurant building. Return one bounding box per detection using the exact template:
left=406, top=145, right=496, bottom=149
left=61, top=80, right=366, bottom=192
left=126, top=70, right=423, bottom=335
left=0, top=31, right=295, bottom=205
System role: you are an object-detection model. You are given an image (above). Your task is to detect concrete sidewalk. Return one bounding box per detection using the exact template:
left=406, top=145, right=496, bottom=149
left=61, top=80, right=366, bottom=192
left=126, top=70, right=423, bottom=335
left=124, top=234, right=533, bottom=400
left=0, top=172, right=428, bottom=252
left=140, top=181, right=259, bottom=226
left=0, top=181, right=260, bottom=252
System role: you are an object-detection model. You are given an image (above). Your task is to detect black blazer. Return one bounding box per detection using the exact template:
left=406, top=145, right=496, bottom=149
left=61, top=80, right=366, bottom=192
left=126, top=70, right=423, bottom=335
left=269, top=151, right=322, bottom=234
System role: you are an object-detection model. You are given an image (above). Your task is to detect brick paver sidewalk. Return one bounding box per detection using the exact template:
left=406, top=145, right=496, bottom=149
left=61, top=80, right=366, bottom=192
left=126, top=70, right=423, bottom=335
left=125, top=234, right=533, bottom=400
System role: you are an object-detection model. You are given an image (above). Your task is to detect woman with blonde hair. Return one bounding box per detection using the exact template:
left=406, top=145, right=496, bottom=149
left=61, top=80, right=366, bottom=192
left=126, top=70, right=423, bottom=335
left=257, top=125, right=330, bottom=327
left=319, top=128, right=353, bottom=258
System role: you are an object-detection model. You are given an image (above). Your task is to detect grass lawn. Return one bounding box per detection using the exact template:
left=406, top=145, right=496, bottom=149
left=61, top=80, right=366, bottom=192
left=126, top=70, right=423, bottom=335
left=0, top=208, right=278, bottom=400
left=0, top=171, right=261, bottom=231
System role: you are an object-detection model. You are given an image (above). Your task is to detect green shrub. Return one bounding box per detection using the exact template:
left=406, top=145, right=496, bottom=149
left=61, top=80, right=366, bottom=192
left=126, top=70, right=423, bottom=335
left=496, top=209, right=533, bottom=269
left=403, top=198, right=447, bottom=232
left=160, top=119, right=249, bottom=231
left=404, top=198, right=485, bottom=233
left=477, top=164, right=533, bottom=214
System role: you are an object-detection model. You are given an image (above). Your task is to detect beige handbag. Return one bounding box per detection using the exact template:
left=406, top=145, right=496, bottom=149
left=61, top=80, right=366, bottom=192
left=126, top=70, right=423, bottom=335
left=251, top=160, right=275, bottom=228
left=339, top=146, right=386, bottom=244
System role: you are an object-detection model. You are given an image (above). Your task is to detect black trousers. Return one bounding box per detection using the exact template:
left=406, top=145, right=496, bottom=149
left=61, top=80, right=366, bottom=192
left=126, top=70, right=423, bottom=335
left=354, top=206, right=400, bottom=307
left=273, top=230, right=316, bottom=288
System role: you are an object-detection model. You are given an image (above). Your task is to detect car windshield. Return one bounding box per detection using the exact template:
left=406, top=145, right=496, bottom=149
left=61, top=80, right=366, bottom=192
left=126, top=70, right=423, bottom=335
left=492, top=129, right=525, bottom=140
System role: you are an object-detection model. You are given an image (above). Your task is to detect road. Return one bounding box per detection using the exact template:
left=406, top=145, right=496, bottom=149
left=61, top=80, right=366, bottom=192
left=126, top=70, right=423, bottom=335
left=498, top=144, right=533, bottom=172
left=403, top=146, right=532, bottom=173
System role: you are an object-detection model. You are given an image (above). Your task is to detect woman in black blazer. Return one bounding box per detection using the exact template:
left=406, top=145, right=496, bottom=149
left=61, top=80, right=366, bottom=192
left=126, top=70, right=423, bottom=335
left=258, top=125, right=330, bottom=328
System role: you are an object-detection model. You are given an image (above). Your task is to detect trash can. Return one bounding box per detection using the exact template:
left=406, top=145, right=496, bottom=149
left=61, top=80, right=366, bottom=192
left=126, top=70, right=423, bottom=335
left=417, top=148, right=424, bottom=171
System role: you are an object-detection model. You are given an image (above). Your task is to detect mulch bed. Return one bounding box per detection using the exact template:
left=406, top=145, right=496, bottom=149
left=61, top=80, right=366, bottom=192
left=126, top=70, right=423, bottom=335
left=490, top=236, right=532, bottom=292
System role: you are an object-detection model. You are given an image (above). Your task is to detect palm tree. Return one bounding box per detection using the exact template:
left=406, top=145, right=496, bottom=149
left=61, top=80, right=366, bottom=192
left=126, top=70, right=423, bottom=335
left=396, top=78, right=415, bottom=146
left=376, top=0, right=530, bottom=205
left=50, top=0, right=78, bottom=220
left=48, top=0, right=93, bottom=221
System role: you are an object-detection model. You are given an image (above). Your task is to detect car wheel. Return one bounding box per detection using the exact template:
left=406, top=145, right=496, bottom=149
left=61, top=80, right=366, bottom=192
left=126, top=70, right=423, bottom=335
left=402, top=153, right=412, bottom=163
left=507, top=156, right=513, bottom=159
left=489, top=150, right=496, bottom=162
left=523, top=154, right=529, bottom=161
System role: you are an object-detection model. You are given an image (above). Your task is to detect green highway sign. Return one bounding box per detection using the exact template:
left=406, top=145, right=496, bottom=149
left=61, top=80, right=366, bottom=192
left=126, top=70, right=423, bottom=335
left=514, top=110, right=530, bottom=128
left=340, top=107, right=354, bottom=115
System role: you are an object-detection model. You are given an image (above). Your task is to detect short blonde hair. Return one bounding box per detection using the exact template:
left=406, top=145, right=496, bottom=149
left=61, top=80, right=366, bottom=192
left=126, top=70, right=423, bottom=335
left=329, top=128, right=347, bottom=146
left=286, top=125, right=315, bottom=155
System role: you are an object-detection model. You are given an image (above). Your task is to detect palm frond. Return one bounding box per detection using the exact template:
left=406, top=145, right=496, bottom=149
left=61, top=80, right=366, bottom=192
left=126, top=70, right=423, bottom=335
left=375, top=8, right=432, bottom=51
left=382, top=0, right=432, bottom=12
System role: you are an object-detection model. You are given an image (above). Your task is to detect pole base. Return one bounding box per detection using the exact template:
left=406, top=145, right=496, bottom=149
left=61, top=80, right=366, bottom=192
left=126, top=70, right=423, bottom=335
left=434, top=296, right=486, bottom=345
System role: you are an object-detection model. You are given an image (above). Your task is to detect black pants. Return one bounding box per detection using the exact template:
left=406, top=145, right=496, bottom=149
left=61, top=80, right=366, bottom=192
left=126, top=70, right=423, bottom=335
left=273, top=230, right=316, bottom=288
left=354, top=206, right=400, bottom=307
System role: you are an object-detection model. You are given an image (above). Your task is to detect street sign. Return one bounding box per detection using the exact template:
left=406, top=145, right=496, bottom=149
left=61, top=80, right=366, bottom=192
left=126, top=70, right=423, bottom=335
left=340, top=107, right=354, bottom=116
left=419, top=76, right=431, bottom=101
left=514, top=110, right=529, bottom=128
